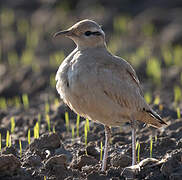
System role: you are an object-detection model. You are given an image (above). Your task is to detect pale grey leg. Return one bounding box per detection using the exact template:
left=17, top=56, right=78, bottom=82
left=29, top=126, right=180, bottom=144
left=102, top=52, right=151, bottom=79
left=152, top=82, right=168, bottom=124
left=101, top=125, right=111, bottom=171
left=131, top=119, right=136, bottom=166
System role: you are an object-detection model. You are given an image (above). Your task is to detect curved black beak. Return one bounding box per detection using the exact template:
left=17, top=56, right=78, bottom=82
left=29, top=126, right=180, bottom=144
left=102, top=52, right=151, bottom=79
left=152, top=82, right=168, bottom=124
left=53, top=30, right=71, bottom=38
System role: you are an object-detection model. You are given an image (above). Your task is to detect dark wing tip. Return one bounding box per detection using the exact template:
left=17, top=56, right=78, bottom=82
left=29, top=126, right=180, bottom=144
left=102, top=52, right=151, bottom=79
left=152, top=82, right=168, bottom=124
left=144, top=109, right=167, bottom=126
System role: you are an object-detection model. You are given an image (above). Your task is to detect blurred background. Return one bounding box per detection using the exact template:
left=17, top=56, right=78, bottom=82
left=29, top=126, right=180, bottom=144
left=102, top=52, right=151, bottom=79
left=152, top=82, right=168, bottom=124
left=0, top=0, right=181, bottom=111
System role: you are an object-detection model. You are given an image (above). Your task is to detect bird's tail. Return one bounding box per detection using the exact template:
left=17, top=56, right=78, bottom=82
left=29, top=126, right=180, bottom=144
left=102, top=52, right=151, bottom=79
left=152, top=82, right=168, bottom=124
left=136, top=108, right=167, bottom=128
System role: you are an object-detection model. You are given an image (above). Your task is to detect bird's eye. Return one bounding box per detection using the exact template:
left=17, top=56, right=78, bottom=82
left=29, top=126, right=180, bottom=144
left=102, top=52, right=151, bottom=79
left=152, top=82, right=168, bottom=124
left=84, top=31, right=92, bottom=36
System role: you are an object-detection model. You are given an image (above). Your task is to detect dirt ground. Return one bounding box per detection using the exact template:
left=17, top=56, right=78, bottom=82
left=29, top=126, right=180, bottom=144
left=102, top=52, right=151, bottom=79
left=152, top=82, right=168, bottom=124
left=0, top=1, right=182, bottom=180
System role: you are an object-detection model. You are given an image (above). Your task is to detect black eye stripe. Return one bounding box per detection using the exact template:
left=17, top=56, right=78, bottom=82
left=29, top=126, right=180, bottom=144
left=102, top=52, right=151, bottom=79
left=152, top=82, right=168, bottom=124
left=84, top=31, right=102, bottom=36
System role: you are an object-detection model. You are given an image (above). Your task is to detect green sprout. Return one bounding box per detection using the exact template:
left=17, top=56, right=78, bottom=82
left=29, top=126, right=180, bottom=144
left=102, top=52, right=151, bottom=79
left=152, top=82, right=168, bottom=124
left=144, top=92, right=152, bottom=104
left=177, top=107, right=181, bottom=119
left=54, top=98, right=59, bottom=108
left=150, top=136, right=153, bottom=158
left=7, top=51, right=19, bottom=66
left=0, top=97, right=7, bottom=110
left=142, top=23, right=155, bottom=37
left=53, top=125, right=56, bottom=133
left=113, top=16, right=130, bottom=34
left=174, top=45, right=182, bottom=66
left=161, top=46, right=173, bottom=67
left=154, top=95, right=160, bottom=105
left=146, top=57, right=161, bottom=85
left=28, top=129, right=31, bottom=145
left=19, top=139, right=22, bottom=158
left=9, top=135, right=12, bottom=147
left=22, top=94, right=29, bottom=109
left=76, top=114, right=80, bottom=137
left=50, top=74, right=56, bottom=88
left=174, top=86, right=182, bottom=104
left=1, top=8, right=14, bottom=27
left=21, top=49, right=34, bottom=66
left=34, top=122, right=39, bottom=139
left=155, top=135, right=158, bottom=142
left=71, top=126, right=75, bottom=139
left=45, top=102, right=50, bottom=114
left=6, top=130, right=10, bottom=147
left=86, top=118, right=90, bottom=132
left=84, top=122, right=88, bottom=146
left=14, top=96, right=21, bottom=108
left=100, top=141, right=103, bottom=161
left=49, top=51, right=65, bottom=67
left=17, top=18, right=29, bottom=36
left=136, top=140, right=140, bottom=163
left=65, top=112, right=70, bottom=132
left=10, top=117, right=15, bottom=133
left=46, top=114, right=51, bottom=132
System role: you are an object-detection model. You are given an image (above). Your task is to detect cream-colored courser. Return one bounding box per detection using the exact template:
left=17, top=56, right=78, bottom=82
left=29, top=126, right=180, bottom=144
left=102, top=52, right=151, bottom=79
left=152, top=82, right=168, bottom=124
left=54, top=19, right=166, bottom=171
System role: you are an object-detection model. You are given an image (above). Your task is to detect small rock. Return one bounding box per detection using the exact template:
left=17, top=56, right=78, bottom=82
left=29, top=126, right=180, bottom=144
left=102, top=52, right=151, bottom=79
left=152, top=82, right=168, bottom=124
left=2, top=146, right=18, bottom=157
left=23, top=154, right=42, bottom=167
left=44, top=154, right=70, bottom=179
left=45, top=154, right=67, bottom=169
left=86, top=142, right=100, bottom=160
left=161, top=151, right=182, bottom=177
left=111, top=153, right=131, bottom=168
left=30, top=132, right=61, bottom=151
left=0, top=154, right=21, bottom=175
left=87, top=172, right=108, bottom=180
left=121, top=165, right=140, bottom=179
left=71, top=155, right=98, bottom=170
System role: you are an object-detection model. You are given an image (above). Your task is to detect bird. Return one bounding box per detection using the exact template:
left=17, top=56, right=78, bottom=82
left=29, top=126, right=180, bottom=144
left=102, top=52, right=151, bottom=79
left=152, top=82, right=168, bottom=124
left=53, top=19, right=167, bottom=171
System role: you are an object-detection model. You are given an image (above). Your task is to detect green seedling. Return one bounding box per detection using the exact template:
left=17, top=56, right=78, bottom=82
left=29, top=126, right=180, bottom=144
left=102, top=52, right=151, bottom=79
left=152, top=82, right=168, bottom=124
left=9, top=135, right=11, bottom=147
left=146, top=57, right=161, bottom=85
left=100, top=141, right=103, bottom=161
left=50, top=74, right=56, bottom=88
left=142, top=23, right=155, bottom=37
left=86, top=118, right=90, bottom=132
left=162, top=46, right=173, bottom=67
left=144, top=92, right=152, bottom=104
left=45, top=102, right=50, bottom=114
left=71, top=126, right=75, bottom=139
left=6, top=130, right=10, bottom=147
left=26, top=30, right=39, bottom=49
left=53, top=125, right=56, bottom=133
left=14, top=96, right=21, bottom=108
left=155, top=135, right=157, bottom=142
left=7, top=51, right=19, bottom=66
left=28, top=129, right=31, bottom=145
left=65, top=112, right=69, bottom=132
left=22, top=94, right=29, bottom=109
left=154, top=95, right=160, bottom=105
left=46, top=114, right=51, bottom=132
left=150, top=136, right=153, bottom=158
left=0, top=97, right=7, bottom=110
left=34, top=122, right=39, bottom=139
left=76, top=114, right=80, bottom=137
left=49, top=51, right=65, bottom=67
left=54, top=98, right=59, bottom=107
left=177, top=108, right=181, bottom=119
left=17, top=18, right=29, bottom=36
left=174, top=86, right=182, bottom=104
left=19, top=139, right=22, bottom=157
left=10, top=116, right=15, bottom=133
left=21, top=49, right=34, bottom=66
left=84, top=122, right=88, bottom=146
left=136, top=140, right=140, bottom=163
left=174, top=45, right=182, bottom=66
left=113, top=16, right=130, bottom=34
left=1, top=8, right=14, bottom=27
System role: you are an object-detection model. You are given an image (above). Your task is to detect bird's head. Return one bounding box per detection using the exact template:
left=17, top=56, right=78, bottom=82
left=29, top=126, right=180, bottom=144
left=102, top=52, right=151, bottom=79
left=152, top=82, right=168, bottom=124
left=54, top=19, right=106, bottom=50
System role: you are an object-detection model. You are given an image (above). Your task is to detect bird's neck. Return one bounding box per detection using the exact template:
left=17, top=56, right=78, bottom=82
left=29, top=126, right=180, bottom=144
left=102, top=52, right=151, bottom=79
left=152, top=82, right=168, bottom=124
left=77, top=41, right=107, bottom=51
